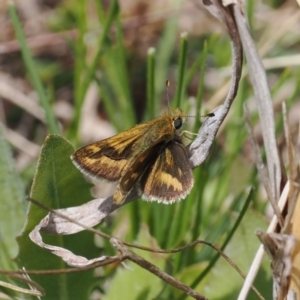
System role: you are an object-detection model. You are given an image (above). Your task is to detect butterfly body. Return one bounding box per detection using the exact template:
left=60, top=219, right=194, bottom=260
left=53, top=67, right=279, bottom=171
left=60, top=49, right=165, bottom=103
left=71, top=107, right=194, bottom=204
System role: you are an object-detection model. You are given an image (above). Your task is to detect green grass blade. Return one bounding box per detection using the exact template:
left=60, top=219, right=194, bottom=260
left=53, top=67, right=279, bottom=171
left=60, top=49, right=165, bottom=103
left=73, top=0, right=88, bottom=132
left=68, top=0, right=119, bottom=140
left=81, top=0, right=119, bottom=100
left=114, top=17, right=135, bottom=122
left=155, top=17, right=179, bottom=101
left=94, top=0, right=105, bottom=20
left=175, top=33, right=188, bottom=108
left=194, top=41, right=208, bottom=131
left=130, top=201, right=141, bottom=239
left=8, top=2, right=59, bottom=134
left=146, top=47, right=156, bottom=119
left=166, top=194, right=192, bottom=249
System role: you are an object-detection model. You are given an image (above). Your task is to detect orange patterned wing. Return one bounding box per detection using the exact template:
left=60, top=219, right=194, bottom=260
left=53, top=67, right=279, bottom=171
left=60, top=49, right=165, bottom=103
left=140, top=137, right=194, bottom=204
left=71, top=122, right=151, bottom=181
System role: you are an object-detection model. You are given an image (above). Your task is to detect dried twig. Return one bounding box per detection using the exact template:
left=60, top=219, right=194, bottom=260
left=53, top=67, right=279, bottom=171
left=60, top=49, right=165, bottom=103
left=111, top=238, right=207, bottom=300
left=189, top=0, right=243, bottom=166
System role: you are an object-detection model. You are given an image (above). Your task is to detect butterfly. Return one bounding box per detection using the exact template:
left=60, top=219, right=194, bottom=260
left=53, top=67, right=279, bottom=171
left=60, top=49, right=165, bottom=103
left=71, top=107, right=194, bottom=205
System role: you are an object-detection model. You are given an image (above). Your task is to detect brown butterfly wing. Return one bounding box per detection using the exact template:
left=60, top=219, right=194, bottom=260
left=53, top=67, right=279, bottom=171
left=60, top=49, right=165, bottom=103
left=140, top=137, right=194, bottom=204
left=112, top=117, right=178, bottom=204
left=113, top=141, right=166, bottom=204
left=71, top=122, right=151, bottom=181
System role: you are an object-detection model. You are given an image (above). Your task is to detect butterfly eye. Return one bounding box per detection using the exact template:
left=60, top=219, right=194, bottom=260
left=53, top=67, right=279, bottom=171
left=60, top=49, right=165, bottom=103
left=174, top=118, right=182, bottom=130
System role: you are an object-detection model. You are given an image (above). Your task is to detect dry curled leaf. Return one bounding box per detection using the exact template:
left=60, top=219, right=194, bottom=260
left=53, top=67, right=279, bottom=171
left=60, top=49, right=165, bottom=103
left=256, top=231, right=296, bottom=300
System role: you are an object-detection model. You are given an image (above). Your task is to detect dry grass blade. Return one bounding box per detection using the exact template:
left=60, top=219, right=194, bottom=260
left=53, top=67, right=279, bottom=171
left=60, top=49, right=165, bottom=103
left=233, top=6, right=281, bottom=205
left=288, top=190, right=300, bottom=299
left=282, top=102, right=298, bottom=200
left=0, top=280, right=42, bottom=297
left=258, top=10, right=300, bottom=57
left=242, top=94, right=300, bottom=299
left=0, top=268, right=45, bottom=298
left=238, top=181, right=290, bottom=300
left=282, top=104, right=300, bottom=298
left=281, top=102, right=300, bottom=234
left=0, top=74, right=45, bottom=122
left=4, top=128, right=40, bottom=158
left=232, top=3, right=300, bottom=299
left=244, top=105, right=284, bottom=226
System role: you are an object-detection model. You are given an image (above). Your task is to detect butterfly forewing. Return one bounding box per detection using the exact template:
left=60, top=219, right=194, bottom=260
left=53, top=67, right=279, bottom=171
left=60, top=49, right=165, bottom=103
left=71, top=122, right=151, bottom=181
left=140, top=137, right=194, bottom=204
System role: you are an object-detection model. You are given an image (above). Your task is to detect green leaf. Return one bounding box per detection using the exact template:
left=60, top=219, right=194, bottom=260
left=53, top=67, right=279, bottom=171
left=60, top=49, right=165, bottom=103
left=0, top=125, right=26, bottom=266
left=16, top=135, right=99, bottom=300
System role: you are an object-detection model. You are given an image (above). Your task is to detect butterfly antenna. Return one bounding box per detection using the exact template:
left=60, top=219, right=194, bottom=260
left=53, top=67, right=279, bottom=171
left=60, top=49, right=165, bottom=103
left=186, top=112, right=215, bottom=118
left=166, top=80, right=171, bottom=108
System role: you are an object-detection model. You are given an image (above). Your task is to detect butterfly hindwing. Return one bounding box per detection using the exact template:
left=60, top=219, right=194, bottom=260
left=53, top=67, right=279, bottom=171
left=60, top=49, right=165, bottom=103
left=140, top=137, right=194, bottom=204
left=113, top=142, right=165, bottom=204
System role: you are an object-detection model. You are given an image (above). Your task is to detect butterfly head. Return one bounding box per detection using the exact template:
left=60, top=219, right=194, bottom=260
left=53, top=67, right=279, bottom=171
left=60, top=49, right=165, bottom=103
left=166, top=107, right=186, bottom=131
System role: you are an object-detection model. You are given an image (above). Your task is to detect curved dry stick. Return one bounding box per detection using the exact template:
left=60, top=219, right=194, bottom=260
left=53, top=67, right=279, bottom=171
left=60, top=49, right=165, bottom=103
left=111, top=238, right=207, bottom=300
left=0, top=256, right=120, bottom=275
left=189, top=1, right=243, bottom=167
left=121, top=239, right=263, bottom=300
